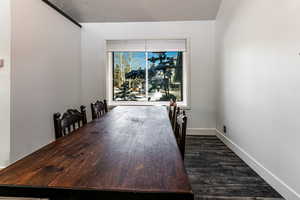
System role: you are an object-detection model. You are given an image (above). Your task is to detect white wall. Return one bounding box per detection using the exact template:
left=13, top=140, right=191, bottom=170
left=81, top=21, right=216, bottom=129
left=216, top=0, right=300, bottom=199
left=0, top=0, right=11, bottom=167
left=10, top=0, right=82, bottom=162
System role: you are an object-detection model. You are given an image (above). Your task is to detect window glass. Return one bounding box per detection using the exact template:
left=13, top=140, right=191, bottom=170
left=147, top=52, right=183, bottom=102
left=113, top=52, right=146, bottom=101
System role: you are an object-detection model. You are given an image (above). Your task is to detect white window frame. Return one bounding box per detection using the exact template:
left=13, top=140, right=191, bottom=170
left=105, top=38, right=191, bottom=108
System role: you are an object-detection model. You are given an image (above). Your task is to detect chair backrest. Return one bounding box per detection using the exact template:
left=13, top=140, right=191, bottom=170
left=174, top=109, right=187, bottom=159
left=168, top=105, right=178, bottom=130
left=91, top=100, right=108, bottom=120
left=53, top=105, right=87, bottom=139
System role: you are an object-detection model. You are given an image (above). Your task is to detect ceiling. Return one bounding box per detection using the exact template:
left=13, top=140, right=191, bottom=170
left=47, top=0, right=222, bottom=23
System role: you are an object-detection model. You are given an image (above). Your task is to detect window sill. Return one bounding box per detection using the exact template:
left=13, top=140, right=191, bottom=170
left=108, top=101, right=189, bottom=109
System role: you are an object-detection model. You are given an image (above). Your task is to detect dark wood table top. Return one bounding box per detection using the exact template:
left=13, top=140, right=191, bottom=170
left=0, top=106, right=193, bottom=200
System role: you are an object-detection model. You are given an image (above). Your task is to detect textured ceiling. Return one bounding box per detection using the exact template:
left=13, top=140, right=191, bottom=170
left=47, top=0, right=222, bottom=22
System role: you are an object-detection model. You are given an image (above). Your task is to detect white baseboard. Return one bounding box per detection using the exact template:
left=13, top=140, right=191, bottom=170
left=187, top=128, right=217, bottom=136
left=215, top=129, right=300, bottom=200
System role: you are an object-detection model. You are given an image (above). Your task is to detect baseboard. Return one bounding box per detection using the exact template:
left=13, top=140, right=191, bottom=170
left=187, top=128, right=217, bottom=136
left=215, top=129, right=300, bottom=200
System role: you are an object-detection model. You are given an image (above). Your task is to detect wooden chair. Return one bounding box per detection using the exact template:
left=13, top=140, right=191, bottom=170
left=91, top=100, right=108, bottom=120
left=174, top=109, right=187, bottom=159
left=53, top=105, right=87, bottom=139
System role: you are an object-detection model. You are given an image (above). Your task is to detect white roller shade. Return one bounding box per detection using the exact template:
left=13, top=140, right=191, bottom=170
left=106, top=40, right=146, bottom=51
left=106, top=39, right=187, bottom=52
left=146, top=39, right=187, bottom=52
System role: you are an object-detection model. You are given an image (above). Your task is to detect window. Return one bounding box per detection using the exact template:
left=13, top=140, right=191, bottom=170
left=107, top=39, right=188, bottom=106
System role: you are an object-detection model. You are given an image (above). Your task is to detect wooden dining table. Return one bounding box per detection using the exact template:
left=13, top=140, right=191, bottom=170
left=0, top=106, right=193, bottom=200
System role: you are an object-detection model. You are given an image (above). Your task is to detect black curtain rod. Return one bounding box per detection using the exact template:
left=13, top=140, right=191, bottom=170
left=41, top=0, right=82, bottom=28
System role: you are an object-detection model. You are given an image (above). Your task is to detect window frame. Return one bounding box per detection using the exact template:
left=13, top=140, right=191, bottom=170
left=105, top=38, right=190, bottom=108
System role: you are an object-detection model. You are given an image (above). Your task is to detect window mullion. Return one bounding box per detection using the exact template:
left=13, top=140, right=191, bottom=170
left=145, top=51, right=149, bottom=101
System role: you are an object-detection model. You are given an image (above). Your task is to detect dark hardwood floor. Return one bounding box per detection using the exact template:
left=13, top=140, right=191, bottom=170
left=185, top=136, right=284, bottom=200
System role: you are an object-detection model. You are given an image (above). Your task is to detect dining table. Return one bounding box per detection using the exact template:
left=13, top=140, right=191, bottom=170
left=0, top=106, right=193, bottom=200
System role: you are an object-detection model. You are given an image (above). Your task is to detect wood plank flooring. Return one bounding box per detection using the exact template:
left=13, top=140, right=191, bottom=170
left=185, top=136, right=284, bottom=200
